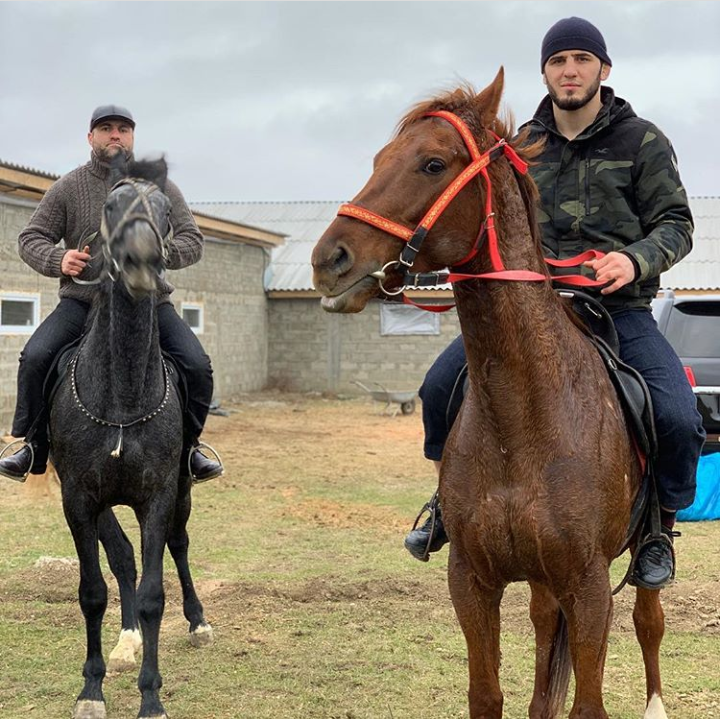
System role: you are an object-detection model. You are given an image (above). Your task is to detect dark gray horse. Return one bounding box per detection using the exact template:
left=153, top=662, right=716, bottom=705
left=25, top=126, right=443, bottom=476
left=50, top=158, right=211, bottom=719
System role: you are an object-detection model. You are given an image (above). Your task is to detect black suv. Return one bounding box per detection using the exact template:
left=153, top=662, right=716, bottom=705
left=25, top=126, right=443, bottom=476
left=652, top=290, right=720, bottom=453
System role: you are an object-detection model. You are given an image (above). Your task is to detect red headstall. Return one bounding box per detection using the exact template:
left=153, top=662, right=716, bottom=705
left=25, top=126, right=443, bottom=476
left=336, top=110, right=605, bottom=311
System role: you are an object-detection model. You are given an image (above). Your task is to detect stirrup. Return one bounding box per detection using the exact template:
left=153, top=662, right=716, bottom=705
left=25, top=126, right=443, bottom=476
left=0, top=439, right=34, bottom=482
left=409, top=491, right=441, bottom=562
left=188, top=441, right=224, bottom=483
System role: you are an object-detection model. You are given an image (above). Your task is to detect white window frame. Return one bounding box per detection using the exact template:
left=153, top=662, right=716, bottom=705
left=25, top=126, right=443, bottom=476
left=0, top=293, right=40, bottom=335
left=379, top=303, right=440, bottom=336
left=181, top=302, right=204, bottom=335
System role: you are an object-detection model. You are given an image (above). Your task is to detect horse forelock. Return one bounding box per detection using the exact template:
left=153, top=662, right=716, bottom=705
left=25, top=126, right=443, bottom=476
left=395, top=84, right=544, bottom=166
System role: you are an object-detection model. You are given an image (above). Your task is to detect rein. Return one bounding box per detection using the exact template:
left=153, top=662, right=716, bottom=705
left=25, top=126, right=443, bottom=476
left=336, top=111, right=606, bottom=312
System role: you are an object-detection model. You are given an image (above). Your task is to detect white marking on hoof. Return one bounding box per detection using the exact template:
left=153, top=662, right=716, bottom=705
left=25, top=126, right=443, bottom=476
left=138, top=714, right=167, bottom=719
left=73, top=700, right=107, bottom=719
left=644, top=693, right=668, bottom=719
left=189, top=621, right=214, bottom=648
left=107, top=628, right=142, bottom=673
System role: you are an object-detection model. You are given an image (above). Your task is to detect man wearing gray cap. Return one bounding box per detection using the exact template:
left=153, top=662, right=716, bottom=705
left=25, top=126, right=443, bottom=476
left=404, top=17, right=704, bottom=590
left=0, top=105, right=224, bottom=484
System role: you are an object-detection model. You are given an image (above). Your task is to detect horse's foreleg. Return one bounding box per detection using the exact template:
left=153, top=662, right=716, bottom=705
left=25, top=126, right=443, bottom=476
left=136, top=501, right=171, bottom=719
left=167, top=478, right=213, bottom=647
left=448, top=545, right=504, bottom=719
left=97, top=507, right=142, bottom=673
left=561, top=562, right=613, bottom=719
left=63, top=502, right=108, bottom=719
left=633, top=587, right=668, bottom=719
left=528, top=582, right=571, bottom=719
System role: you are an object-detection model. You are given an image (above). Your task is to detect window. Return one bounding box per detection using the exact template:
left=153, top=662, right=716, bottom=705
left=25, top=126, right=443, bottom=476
left=181, top=303, right=204, bottom=334
left=380, top=303, right=440, bottom=336
left=0, top=294, right=40, bottom=334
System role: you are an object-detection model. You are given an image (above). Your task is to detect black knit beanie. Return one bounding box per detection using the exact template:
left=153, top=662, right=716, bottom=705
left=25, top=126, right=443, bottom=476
left=541, top=17, right=612, bottom=71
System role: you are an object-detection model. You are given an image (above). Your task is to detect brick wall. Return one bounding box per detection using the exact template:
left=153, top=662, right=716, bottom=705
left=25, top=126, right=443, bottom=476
left=0, top=196, right=269, bottom=434
left=267, top=297, right=461, bottom=395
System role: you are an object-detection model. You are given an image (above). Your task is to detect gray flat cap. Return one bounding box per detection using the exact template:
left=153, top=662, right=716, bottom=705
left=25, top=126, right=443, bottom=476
left=90, top=105, right=135, bottom=131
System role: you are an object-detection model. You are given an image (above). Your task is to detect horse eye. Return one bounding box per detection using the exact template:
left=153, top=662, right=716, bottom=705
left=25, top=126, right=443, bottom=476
left=423, top=159, right=446, bottom=175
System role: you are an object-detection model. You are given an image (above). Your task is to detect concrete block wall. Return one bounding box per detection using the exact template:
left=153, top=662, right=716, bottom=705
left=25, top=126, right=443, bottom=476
left=267, top=297, right=461, bottom=395
left=170, top=239, right=269, bottom=401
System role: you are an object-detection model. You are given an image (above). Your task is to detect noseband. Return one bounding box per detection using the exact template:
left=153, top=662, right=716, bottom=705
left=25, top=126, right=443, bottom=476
left=335, top=111, right=604, bottom=309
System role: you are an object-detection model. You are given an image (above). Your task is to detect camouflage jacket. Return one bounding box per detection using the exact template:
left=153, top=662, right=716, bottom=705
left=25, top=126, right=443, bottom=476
left=519, top=87, right=693, bottom=311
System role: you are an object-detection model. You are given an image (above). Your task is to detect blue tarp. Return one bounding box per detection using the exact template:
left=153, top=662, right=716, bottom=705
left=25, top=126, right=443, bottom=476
left=677, top=453, right=720, bottom=522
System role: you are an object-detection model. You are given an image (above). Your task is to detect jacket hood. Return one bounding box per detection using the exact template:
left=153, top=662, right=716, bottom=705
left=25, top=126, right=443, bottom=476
left=521, top=87, right=636, bottom=140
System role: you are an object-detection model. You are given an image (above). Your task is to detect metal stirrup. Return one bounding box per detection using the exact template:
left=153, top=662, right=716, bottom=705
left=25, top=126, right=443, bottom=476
left=0, top=439, right=35, bottom=482
left=188, top=441, right=223, bottom=483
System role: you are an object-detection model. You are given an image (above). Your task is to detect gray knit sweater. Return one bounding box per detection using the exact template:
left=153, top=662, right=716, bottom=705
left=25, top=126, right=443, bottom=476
left=18, top=152, right=204, bottom=304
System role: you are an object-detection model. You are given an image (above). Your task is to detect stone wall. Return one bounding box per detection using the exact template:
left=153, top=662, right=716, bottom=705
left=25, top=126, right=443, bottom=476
left=267, top=296, right=461, bottom=395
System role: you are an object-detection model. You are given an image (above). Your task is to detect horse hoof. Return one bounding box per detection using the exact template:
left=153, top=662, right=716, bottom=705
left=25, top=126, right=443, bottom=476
left=189, top=621, right=214, bottom=647
left=107, top=628, right=142, bottom=673
left=138, top=715, right=167, bottom=719
left=73, top=700, right=107, bottom=719
left=644, top=693, right=668, bottom=719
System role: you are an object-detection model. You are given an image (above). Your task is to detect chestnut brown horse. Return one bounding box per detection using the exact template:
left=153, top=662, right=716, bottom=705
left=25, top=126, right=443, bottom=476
left=312, top=70, right=668, bottom=719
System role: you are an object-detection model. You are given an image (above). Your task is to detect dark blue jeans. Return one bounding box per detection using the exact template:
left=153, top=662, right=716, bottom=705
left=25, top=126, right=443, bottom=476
left=12, top=298, right=213, bottom=445
left=420, top=308, right=706, bottom=511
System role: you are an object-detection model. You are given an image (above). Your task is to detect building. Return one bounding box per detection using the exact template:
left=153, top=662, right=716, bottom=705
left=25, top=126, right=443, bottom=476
left=0, top=161, right=284, bottom=434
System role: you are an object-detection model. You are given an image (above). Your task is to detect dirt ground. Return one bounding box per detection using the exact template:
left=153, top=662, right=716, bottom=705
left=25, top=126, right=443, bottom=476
left=1, top=392, right=719, bottom=718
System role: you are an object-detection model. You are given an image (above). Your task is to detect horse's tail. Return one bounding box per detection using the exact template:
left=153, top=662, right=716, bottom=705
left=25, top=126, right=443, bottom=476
left=545, top=611, right=571, bottom=718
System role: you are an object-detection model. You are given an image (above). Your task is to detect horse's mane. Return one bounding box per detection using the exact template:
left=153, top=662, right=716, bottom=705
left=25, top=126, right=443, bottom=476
left=109, top=155, right=169, bottom=191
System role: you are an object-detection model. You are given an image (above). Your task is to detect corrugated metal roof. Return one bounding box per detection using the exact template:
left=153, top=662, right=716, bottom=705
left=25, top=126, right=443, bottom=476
left=0, top=159, right=60, bottom=180
left=190, top=201, right=342, bottom=291
left=191, top=197, right=720, bottom=293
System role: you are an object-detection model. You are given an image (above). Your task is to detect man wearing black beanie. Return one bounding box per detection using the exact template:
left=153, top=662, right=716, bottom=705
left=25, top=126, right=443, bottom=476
left=406, top=17, right=705, bottom=595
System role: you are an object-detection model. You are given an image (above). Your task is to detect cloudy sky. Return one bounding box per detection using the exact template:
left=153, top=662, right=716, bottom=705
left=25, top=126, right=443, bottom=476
left=2, top=1, right=718, bottom=202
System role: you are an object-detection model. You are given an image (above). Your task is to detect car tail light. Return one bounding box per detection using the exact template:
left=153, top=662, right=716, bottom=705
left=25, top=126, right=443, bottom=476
left=683, top=366, right=697, bottom=386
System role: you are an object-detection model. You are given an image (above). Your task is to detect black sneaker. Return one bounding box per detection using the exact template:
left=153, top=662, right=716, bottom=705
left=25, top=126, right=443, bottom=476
left=190, top=447, right=223, bottom=483
left=630, top=528, right=678, bottom=590
left=404, top=499, right=448, bottom=561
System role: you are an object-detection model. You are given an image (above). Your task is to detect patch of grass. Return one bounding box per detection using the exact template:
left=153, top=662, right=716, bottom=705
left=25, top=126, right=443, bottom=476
left=1, top=395, right=718, bottom=718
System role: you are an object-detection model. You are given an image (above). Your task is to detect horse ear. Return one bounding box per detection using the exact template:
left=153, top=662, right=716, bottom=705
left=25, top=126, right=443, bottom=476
left=108, top=153, right=129, bottom=186
left=474, top=67, right=505, bottom=127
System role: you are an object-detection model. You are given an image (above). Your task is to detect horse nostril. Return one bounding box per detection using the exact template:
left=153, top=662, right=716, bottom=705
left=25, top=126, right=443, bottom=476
left=330, top=245, right=352, bottom=274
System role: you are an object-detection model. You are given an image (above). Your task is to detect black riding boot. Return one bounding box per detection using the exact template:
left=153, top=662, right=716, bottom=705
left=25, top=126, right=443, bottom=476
left=404, top=493, right=449, bottom=561
left=0, top=438, right=49, bottom=482
left=631, top=525, right=678, bottom=590
left=180, top=440, right=223, bottom=484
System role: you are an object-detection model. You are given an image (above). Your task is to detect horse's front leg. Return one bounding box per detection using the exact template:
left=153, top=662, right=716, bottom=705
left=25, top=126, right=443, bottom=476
left=136, top=497, right=174, bottom=719
left=167, top=474, right=213, bottom=647
left=633, top=586, right=668, bottom=719
left=98, top=507, right=143, bottom=673
left=448, top=544, right=504, bottom=719
left=528, top=581, right=571, bottom=719
left=561, top=560, right=613, bottom=719
left=62, top=496, right=108, bottom=719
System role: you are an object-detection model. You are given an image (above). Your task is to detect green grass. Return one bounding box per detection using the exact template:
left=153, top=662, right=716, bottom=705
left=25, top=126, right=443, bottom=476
left=1, top=394, right=719, bottom=718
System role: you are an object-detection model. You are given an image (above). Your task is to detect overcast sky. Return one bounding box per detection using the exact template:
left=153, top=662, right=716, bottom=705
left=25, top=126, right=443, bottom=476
left=2, top=1, right=718, bottom=202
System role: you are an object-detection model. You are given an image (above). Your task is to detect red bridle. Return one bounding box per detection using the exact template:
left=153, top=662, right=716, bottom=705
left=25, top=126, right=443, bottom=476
left=335, top=111, right=605, bottom=310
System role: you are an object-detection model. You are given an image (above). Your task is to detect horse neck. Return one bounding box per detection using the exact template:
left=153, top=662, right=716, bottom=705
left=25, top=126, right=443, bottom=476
left=453, top=169, right=586, bottom=424
left=80, top=281, right=164, bottom=418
